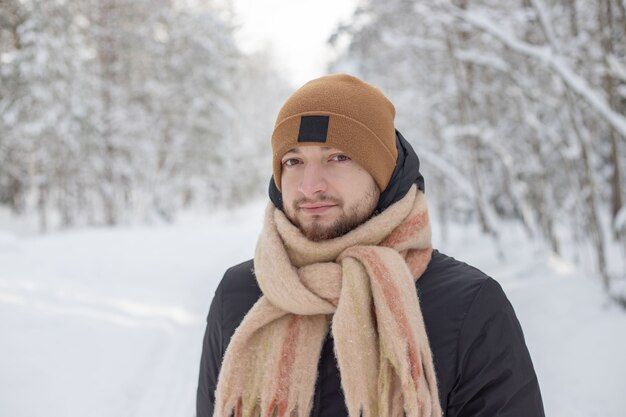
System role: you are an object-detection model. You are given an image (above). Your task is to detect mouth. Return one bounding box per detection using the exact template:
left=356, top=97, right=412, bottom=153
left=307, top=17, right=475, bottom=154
left=299, top=203, right=337, bottom=215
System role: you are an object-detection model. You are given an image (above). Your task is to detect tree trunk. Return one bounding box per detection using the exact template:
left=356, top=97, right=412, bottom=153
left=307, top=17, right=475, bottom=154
left=96, top=0, right=119, bottom=226
left=566, top=90, right=610, bottom=290
left=599, top=0, right=625, bottom=239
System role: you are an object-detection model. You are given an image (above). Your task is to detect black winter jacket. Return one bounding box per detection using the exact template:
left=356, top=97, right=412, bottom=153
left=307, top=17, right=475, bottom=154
left=196, top=250, right=545, bottom=417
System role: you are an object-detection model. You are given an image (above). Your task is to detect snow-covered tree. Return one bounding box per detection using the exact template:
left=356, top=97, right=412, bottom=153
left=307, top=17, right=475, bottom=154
left=330, top=0, right=626, bottom=290
left=0, top=0, right=287, bottom=229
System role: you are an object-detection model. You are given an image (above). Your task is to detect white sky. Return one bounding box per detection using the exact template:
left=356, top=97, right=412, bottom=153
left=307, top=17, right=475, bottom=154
left=231, top=0, right=359, bottom=87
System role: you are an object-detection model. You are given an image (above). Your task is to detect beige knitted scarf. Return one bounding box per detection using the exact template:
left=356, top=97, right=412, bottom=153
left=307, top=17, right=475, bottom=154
left=213, top=185, right=442, bottom=417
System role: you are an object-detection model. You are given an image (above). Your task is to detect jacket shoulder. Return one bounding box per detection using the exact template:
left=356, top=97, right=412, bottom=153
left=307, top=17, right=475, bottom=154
left=418, top=250, right=544, bottom=416
left=220, top=258, right=258, bottom=293
left=423, top=250, right=514, bottom=330
left=197, top=259, right=259, bottom=417
left=418, top=250, right=491, bottom=318
left=424, top=250, right=490, bottom=286
left=216, top=259, right=262, bottom=341
left=415, top=250, right=493, bottom=399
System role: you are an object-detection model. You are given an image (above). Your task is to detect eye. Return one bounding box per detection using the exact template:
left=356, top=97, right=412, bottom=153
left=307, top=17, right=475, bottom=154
left=330, top=154, right=351, bottom=162
left=282, top=158, right=300, bottom=167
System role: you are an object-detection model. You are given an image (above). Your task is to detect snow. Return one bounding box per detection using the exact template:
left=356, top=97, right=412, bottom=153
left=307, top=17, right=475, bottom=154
left=1, top=200, right=625, bottom=417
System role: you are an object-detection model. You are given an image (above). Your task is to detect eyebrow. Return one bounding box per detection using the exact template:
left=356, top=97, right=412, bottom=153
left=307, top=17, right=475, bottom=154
left=284, top=146, right=332, bottom=155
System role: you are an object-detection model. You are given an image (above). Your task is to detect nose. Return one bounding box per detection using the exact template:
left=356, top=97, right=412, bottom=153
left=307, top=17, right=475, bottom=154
left=298, top=163, right=327, bottom=197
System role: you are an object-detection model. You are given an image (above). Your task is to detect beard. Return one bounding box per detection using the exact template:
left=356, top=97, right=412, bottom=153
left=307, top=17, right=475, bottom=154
left=285, top=182, right=380, bottom=242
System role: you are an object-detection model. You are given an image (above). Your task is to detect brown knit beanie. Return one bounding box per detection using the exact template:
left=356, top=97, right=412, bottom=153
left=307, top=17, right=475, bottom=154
left=271, top=74, right=398, bottom=192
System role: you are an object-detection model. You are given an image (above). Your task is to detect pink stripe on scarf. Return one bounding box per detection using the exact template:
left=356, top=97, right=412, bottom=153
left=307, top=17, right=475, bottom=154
left=267, top=316, right=301, bottom=417
left=234, top=398, right=243, bottom=417
left=405, top=247, right=433, bottom=279
left=351, top=248, right=424, bottom=394
left=381, top=211, right=428, bottom=248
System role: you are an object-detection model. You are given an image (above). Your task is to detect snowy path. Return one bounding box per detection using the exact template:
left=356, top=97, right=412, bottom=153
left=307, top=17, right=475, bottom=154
left=1, top=201, right=625, bottom=417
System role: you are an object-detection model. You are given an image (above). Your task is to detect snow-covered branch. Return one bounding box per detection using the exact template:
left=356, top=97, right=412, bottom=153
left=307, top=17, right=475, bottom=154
left=529, top=0, right=561, bottom=51
left=454, top=49, right=510, bottom=72
left=418, top=147, right=474, bottom=196
left=445, top=2, right=626, bottom=138
left=608, top=54, right=626, bottom=83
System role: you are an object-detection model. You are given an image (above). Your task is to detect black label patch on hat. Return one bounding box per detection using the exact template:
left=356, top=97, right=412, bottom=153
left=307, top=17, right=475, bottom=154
left=297, top=115, right=329, bottom=143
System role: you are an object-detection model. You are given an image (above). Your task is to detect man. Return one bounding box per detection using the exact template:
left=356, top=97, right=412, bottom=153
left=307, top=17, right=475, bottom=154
left=197, top=74, right=545, bottom=417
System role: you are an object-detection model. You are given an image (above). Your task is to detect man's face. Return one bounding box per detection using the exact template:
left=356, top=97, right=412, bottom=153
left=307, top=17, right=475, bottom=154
left=280, top=146, right=380, bottom=241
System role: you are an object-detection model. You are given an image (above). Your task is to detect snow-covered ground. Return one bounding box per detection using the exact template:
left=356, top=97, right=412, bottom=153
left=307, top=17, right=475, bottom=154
left=0, top=200, right=625, bottom=417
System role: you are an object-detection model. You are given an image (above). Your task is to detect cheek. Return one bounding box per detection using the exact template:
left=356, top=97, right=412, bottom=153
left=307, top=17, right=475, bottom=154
left=280, top=175, right=298, bottom=205
left=339, top=167, right=371, bottom=188
left=343, top=173, right=378, bottom=203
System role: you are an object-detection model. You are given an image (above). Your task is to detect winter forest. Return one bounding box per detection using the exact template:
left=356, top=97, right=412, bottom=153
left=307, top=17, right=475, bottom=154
left=0, top=0, right=289, bottom=227
left=329, top=0, right=626, bottom=297
left=1, top=0, right=626, bottom=416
